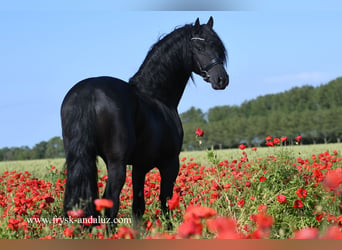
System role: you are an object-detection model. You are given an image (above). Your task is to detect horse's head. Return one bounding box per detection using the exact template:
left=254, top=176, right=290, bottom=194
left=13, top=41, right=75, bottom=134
left=190, top=17, right=229, bottom=90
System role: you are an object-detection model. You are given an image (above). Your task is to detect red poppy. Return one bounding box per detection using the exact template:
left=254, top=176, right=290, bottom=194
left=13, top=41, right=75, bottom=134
left=313, top=169, right=324, bottom=183
left=195, top=128, right=204, bottom=137
left=293, top=199, right=303, bottom=208
left=316, top=213, right=324, bottom=222
left=45, top=196, right=55, bottom=204
left=265, top=141, right=274, bottom=147
left=184, top=206, right=217, bottom=221
left=294, top=228, right=319, bottom=239
left=281, top=136, right=287, bottom=142
left=8, top=218, right=20, bottom=231
left=177, top=220, right=203, bottom=238
left=116, top=226, right=136, bottom=239
left=323, top=169, right=342, bottom=191
left=237, top=199, right=245, bottom=208
left=321, top=226, right=342, bottom=239
left=257, top=204, right=267, bottom=213
left=326, top=214, right=336, bottom=223
left=254, top=212, right=274, bottom=229
left=265, top=136, right=272, bottom=141
left=273, top=138, right=281, bottom=145
left=83, top=216, right=97, bottom=226
left=251, top=147, right=257, bottom=151
left=276, top=194, right=287, bottom=203
left=239, top=144, right=247, bottom=150
left=67, top=209, right=84, bottom=219
left=259, top=176, right=266, bottom=182
left=206, top=217, right=244, bottom=239
left=295, top=135, right=303, bottom=141
left=146, top=220, right=153, bottom=231
left=167, top=192, right=180, bottom=210
left=63, top=227, right=74, bottom=237
left=40, top=235, right=53, bottom=239
left=94, top=199, right=113, bottom=211
left=53, top=217, right=62, bottom=224
left=296, top=188, right=308, bottom=199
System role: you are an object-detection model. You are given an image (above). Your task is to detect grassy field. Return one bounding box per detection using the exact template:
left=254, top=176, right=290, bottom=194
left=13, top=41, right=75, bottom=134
left=1, top=142, right=342, bottom=239
left=181, top=143, right=341, bottom=164
left=0, top=143, right=340, bottom=178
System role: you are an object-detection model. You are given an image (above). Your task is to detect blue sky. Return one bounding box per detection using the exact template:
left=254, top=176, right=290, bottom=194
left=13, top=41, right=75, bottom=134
left=1, top=1, right=342, bottom=148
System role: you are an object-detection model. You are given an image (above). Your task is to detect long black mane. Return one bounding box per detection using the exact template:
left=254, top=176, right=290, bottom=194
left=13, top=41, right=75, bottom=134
left=129, top=24, right=194, bottom=106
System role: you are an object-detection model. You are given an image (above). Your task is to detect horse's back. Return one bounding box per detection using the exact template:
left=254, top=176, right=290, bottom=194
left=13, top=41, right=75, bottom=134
left=61, top=76, right=138, bottom=161
left=62, top=76, right=131, bottom=105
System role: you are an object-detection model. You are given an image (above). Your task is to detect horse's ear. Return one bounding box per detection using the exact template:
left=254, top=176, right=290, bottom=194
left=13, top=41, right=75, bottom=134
left=207, top=16, right=214, bottom=28
left=195, top=18, right=200, bottom=27
left=193, top=18, right=201, bottom=34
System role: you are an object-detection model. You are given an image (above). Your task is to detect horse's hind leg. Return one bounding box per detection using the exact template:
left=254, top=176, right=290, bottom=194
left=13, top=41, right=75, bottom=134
left=159, top=156, right=180, bottom=213
left=103, top=159, right=127, bottom=224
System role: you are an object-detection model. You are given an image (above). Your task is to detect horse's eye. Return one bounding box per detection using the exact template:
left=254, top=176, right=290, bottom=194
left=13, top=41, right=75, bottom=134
left=195, top=44, right=205, bottom=52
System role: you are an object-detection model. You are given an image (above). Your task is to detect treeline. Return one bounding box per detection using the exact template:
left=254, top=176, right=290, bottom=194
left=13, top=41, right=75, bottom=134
left=181, top=77, right=342, bottom=150
left=1, top=77, right=341, bottom=160
left=0, top=137, right=64, bottom=161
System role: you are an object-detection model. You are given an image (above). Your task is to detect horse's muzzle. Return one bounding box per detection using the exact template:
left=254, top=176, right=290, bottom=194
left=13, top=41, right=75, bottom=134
left=212, top=72, right=229, bottom=90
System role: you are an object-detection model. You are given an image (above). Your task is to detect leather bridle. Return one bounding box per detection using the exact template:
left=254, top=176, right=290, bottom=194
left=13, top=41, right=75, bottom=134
left=191, top=37, right=224, bottom=81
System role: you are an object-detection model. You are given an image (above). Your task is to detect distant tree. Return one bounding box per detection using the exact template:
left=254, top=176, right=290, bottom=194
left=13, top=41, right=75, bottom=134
left=180, top=77, right=342, bottom=150
left=45, top=137, right=64, bottom=158
left=31, top=141, right=48, bottom=159
left=0, top=147, right=10, bottom=161
left=15, top=146, right=31, bottom=160
left=332, top=107, right=342, bottom=143
left=207, top=105, right=240, bottom=122
left=180, top=106, right=206, bottom=124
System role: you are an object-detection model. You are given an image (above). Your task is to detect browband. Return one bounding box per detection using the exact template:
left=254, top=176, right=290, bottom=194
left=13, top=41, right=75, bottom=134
left=191, top=37, right=205, bottom=41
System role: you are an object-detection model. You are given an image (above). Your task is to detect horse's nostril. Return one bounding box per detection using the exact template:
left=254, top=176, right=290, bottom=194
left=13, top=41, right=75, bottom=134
left=217, top=76, right=227, bottom=85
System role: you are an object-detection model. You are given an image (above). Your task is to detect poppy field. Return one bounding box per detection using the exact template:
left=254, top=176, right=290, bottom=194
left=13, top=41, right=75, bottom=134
left=1, top=135, right=342, bottom=239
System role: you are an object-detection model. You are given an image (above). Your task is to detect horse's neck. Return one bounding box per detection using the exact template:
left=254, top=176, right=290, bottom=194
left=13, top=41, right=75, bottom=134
left=129, top=30, right=192, bottom=108
left=132, top=70, right=190, bottom=108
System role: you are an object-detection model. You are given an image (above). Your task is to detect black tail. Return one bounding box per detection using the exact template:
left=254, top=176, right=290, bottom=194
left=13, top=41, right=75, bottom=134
left=61, top=87, right=99, bottom=217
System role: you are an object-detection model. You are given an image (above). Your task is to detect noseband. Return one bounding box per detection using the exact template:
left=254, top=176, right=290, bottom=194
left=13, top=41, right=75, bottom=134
left=199, top=58, right=224, bottom=81
left=191, top=37, right=224, bottom=81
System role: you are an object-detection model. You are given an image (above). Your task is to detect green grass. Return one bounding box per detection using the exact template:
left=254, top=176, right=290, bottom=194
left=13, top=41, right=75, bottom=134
left=0, top=143, right=340, bottom=179
left=181, top=143, right=341, bottom=165
left=0, top=158, right=65, bottom=179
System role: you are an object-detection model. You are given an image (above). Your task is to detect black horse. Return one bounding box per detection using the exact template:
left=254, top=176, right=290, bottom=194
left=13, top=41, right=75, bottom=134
left=61, top=17, right=229, bottom=225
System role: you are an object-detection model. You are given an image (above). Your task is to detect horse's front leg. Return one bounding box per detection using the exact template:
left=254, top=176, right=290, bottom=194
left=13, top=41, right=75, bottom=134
left=132, top=166, right=147, bottom=228
left=159, top=156, right=180, bottom=214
